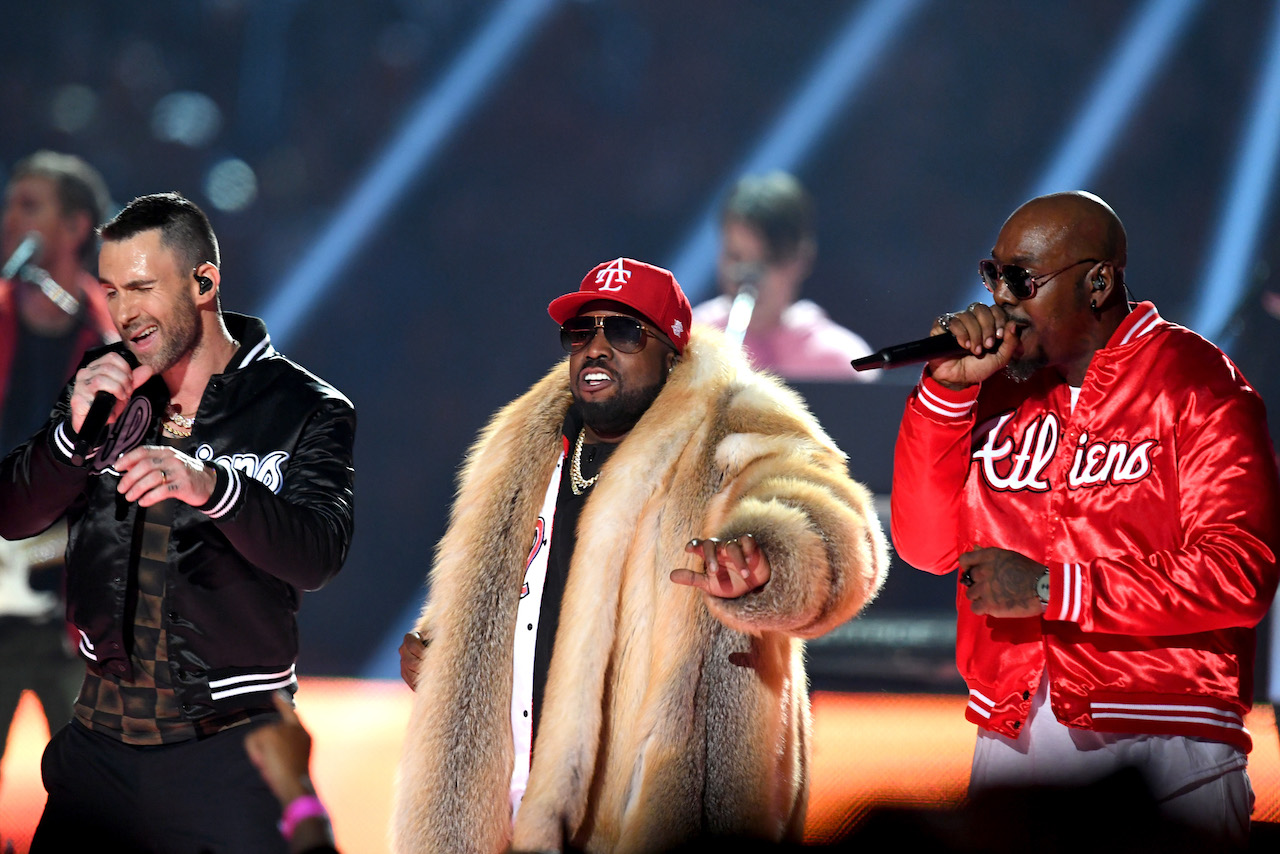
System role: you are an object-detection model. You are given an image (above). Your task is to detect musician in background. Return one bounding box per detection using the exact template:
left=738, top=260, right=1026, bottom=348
left=691, top=171, right=875, bottom=381
left=0, top=151, right=116, bottom=783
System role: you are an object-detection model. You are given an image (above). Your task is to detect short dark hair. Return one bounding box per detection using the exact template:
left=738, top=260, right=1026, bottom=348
left=10, top=150, right=112, bottom=267
left=99, top=192, right=220, bottom=274
left=720, top=171, right=815, bottom=265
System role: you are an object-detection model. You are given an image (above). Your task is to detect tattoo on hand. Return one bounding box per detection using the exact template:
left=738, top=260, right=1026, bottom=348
left=988, top=553, right=1036, bottom=609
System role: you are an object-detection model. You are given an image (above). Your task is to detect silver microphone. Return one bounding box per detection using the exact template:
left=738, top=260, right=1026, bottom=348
left=1, top=232, right=42, bottom=280
left=2, top=231, right=79, bottom=315
left=724, top=262, right=763, bottom=349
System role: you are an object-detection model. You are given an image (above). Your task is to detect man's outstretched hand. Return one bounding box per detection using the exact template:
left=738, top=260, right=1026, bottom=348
left=671, top=534, right=771, bottom=599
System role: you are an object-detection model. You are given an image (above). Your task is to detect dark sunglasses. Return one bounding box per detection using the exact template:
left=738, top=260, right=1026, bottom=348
left=978, top=258, right=1103, bottom=300
left=559, top=315, right=661, bottom=354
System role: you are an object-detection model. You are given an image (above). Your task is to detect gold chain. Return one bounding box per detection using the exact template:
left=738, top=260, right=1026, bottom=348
left=569, top=428, right=600, bottom=495
left=163, top=404, right=194, bottom=438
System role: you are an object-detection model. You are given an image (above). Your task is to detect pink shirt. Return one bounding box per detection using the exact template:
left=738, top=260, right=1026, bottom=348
left=691, top=296, right=875, bottom=382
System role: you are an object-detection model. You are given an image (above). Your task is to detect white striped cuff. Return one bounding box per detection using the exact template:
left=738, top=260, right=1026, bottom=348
left=200, top=461, right=243, bottom=520
left=1044, top=562, right=1086, bottom=623
left=916, top=377, right=977, bottom=420
left=52, top=420, right=97, bottom=463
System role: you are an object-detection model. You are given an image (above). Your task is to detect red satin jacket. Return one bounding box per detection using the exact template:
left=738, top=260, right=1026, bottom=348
left=891, top=302, right=1280, bottom=752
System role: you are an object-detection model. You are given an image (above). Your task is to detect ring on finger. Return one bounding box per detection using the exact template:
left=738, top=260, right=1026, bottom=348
left=161, top=470, right=168, bottom=484
left=960, top=569, right=974, bottom=587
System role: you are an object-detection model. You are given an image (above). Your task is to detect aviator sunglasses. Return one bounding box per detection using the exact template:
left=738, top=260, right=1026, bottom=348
left=978, top=258, right=1103, bottom=300
left=559, top=314, right=662, bottom=354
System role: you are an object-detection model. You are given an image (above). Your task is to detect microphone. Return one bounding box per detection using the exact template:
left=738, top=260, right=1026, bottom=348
left=71, top=349, right=140, bottom=466
left=724, top=284, right=757, bottom=349
left=1, top=232, right=43, bottom=281
left=851, top=333, right=970, bottom=372
left=723, top=262, right=763, bottom=350
left=3, top=231, right=80, bottom=315
left=21, top=265, right=80, bottom=315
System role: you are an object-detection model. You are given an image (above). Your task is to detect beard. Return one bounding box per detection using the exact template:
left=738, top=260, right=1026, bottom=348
left=574, top=369, right=666, bottom=436
left=135, top=291, right=201, bottom=374
left=1001, top=322, right=1042, bottom=383
left=1003, top=355, right=1046, bottom=383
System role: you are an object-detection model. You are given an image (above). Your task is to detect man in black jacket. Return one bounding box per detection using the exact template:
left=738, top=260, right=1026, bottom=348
left=0, top=192, right=356, bottom=853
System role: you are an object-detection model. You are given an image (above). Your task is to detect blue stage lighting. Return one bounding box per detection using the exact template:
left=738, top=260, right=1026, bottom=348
left=664, top=0, right=926, bottom=304
left=256, top=0, right=559, bottom=348
left=962, top=0, right=1201, bottom=307
left=1188, top=0, right=1280, bottom=342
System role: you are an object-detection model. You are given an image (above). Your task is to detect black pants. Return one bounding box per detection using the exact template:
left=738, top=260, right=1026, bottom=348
left=31, top=719, right=287, bottom=854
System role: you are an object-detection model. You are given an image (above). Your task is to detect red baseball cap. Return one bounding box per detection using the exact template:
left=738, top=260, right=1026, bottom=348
left=548, top=257, right=693, bottom=353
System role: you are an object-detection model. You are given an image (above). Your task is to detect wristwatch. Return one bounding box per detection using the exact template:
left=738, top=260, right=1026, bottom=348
left=1035, top=569, right=1051, bottom=607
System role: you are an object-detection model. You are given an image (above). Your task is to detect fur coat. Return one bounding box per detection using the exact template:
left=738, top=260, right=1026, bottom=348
left=393, top=329, right=887, bottom=853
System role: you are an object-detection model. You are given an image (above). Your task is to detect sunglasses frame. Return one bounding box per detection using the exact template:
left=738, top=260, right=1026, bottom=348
left=559, top=314, right=663, bottom=354
left=978, top=257, right=1104, bottom=300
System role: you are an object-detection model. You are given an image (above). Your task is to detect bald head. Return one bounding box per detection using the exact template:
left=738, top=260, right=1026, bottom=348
left=989, top=191, right=1131, bottom=386
left=1003, top=191, right=1127, bottom=275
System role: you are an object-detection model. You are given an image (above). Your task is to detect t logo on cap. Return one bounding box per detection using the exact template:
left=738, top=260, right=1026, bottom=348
left=595, top=258, right=631, bottom=291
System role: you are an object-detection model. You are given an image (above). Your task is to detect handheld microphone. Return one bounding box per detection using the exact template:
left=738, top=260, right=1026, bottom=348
left=1, top=232, right=43, bottom=281
left=20, top=265, right=80, bottom=315
left=851, top=333, right=970, bottom=371
left=71, top=349, right=141, bottom=466
left=724, top=284, right=757, bottom=349
left=724, top=262, right=763, bottom=350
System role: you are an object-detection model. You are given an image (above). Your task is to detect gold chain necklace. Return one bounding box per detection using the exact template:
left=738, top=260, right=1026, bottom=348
left=569, top=428, right=600, bottom=495
left=163, top=404, right=195, bottom=438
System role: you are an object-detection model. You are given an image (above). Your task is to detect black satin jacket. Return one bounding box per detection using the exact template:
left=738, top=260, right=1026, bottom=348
left=0, top=313, right=356, bottom=719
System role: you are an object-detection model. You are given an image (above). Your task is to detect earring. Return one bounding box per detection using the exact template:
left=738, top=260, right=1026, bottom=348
left=1090, top=299, right=1098, bottom=311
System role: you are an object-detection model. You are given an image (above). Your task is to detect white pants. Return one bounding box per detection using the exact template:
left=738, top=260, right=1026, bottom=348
left=971, top=678, right=1253, bottom=847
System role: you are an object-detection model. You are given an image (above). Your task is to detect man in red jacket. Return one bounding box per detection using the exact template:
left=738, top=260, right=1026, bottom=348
left=891, top=191, right=1280, bottom=846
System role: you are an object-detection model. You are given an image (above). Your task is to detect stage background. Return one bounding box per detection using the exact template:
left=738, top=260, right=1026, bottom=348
left=3, top=0, right=1280, bottom=685
left=4, top=1, right=1280, bottom=846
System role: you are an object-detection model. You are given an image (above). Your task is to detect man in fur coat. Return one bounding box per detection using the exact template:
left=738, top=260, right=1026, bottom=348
left=394, top=257, right=887, bottom=853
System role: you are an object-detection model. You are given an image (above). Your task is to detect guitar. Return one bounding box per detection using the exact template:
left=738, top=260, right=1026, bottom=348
left=0, top=521, right=67, bottom=618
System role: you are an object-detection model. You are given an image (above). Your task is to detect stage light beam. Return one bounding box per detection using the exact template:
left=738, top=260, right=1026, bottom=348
left=664, top=0, right=927, bottom=304
left=256, top=0, right=559, bottom=347
left=1188, top=0, right=1280, bottom=342
left=961, top=0, right=1201, bottom=307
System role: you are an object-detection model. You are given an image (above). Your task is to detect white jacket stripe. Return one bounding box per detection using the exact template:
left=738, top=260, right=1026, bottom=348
left=204, top=462, right=242, bottom=519
left=208, top=664, right=297, bottom=700
left=918, top=384, right=975, bottom=419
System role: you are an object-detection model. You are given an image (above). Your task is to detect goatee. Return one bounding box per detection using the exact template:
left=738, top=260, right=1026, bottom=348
left=1004, top=356, right=1045, bottom=383
left=576, top=375, right=666, bottom=436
